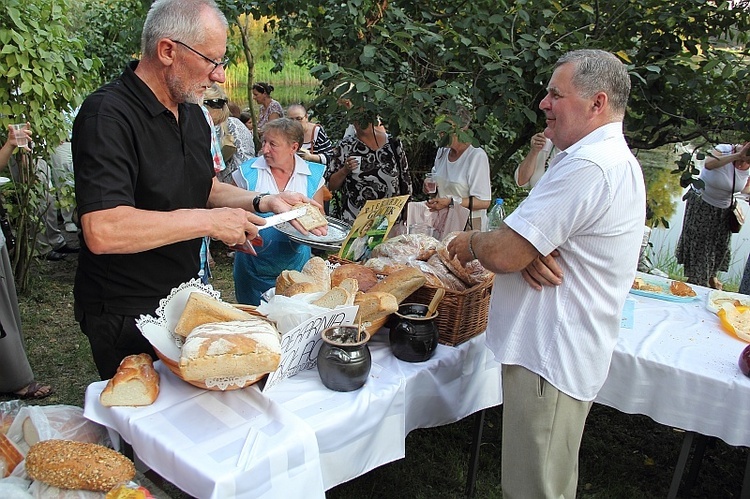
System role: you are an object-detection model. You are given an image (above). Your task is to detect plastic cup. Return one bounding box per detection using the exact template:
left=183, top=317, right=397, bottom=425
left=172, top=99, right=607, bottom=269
left=424, top=173, right=437, bottom=195
left=350, top=156, right=362, bottom=173
left=10, top=124, right=27, bottom=148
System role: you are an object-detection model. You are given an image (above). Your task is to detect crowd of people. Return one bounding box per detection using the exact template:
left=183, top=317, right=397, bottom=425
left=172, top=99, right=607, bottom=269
left=3, top=0, right=749, bottom=497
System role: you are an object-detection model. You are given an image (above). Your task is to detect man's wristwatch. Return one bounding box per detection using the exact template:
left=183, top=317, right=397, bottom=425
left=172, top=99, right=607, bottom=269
left=253, top=192, right=270, bottom=213
left=450, top=196, right=461, bottom=207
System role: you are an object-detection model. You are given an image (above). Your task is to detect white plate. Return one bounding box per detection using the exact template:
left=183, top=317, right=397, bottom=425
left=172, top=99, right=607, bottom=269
left=706, top=289, right=750, bottom=314
left=0, top=177, right=11, bottom=186
left=275, top=216, right=351, bottom=246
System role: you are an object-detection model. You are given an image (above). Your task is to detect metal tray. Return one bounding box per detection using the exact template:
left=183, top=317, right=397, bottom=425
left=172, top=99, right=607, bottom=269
left=275, top=216, right=351, bottom=251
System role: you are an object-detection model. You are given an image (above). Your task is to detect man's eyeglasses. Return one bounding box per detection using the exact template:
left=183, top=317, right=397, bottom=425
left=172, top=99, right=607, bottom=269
left=204, top=98, right=228, bottom=109
left=171, top=40, right=229, bottom=74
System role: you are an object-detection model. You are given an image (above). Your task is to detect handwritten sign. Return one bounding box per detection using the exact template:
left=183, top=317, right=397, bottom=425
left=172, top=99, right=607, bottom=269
left=263, top=306, right=358, bottom=391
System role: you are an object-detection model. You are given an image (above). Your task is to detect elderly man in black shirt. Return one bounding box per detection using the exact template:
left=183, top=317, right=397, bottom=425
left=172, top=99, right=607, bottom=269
left=72, top=0, right=324, bottom=380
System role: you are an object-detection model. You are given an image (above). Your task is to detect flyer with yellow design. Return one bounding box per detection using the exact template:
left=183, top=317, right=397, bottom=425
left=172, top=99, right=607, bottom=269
left=338, top=195, right=409, bottom=262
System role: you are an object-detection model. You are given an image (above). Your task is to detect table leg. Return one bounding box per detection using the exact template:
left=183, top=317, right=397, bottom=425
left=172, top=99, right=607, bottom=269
left=684, top=434, right=710, bottom=490
left=667, top=431, right=695, bottom=499
left=742, top=449, right=750, bottom=499
left=465, top=409, right=486, bottom=498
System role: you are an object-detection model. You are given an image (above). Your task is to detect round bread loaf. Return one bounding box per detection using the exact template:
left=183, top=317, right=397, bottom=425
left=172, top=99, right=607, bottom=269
left=25, top=439, right=135, bottom=491
left=331, top=264, right=379, bottom=292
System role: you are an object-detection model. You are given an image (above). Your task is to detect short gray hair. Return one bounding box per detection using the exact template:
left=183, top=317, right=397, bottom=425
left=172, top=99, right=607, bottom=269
left=262, top=118, right=304, bottom=147
left=141, top=0, right=227, bottom=58
left=556, top=49, right=631, bottom=118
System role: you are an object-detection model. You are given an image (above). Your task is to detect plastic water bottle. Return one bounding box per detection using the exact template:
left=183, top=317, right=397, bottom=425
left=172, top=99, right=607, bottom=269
left=487, top=198, right=505, bottom=231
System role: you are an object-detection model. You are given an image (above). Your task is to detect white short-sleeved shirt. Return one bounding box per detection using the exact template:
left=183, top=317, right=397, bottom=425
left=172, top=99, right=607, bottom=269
left=698, top=144, right=750, bottom=209
left=431, top=145, right=492, bottom=230
left=488, top=122, right=646, bottom=401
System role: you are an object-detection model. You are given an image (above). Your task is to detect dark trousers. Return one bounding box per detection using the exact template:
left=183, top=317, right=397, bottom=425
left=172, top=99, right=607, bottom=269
left=75, top=304, right=156, bottom=380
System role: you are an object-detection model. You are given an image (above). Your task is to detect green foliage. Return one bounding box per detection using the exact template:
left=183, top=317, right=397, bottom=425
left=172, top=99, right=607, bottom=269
left=235, top=0, right=750, bottom=201
left=0, top=0, right=101, bottom=289
left=70, top=0, right=148, bottom=85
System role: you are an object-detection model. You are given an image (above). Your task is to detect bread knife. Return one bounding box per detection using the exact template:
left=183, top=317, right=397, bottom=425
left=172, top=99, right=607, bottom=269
left=258, top=207, right=307, bottom=230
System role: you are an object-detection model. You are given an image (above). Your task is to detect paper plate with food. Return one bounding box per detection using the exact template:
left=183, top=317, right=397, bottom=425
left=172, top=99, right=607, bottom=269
left=717, top=303, right=750, bottom=343
left=706, top=289, right=750, bottom=314
left=629, top=277, right=698, bottom=302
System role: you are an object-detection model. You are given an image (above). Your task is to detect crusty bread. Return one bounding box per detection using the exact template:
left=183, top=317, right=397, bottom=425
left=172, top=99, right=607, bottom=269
left=669, top=280, right=696, bottom=297
left=276, top=270, right=323, bottom=296
left=354, top=291, right=399, bottom=325
left=0, top=432, right=23, bottom=477
left=331, top=264, right=379, bottom=292
left=368, top=267, right=427, bottom=304
left=312, top=287, right=351, bottom=308
left=25, top=439, right=136, bottom=491
left=175, top=292, right=254, bottom=338
left=179, top=318, right=281, bottom=381
left=302, top=256, right=331, bottom=291
left=293, top=202, right=328, bottom=230
left=99, top=353, right=160, bottom=407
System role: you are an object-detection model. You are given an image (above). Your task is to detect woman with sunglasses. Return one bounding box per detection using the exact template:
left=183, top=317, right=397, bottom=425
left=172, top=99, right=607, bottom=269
left=286, top=104, right=334, bottom=165
left=252, top=82, right=284, bottom=129
left=231, top=118, right=326, bottom=305
left=203, top=84, right=255, bottom=184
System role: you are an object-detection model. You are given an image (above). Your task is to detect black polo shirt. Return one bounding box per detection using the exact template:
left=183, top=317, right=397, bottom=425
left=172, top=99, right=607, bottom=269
left=72, top=61, right=214, bottom=316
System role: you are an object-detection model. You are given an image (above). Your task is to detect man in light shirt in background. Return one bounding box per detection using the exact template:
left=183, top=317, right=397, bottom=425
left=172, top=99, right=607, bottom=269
left=449, top=49, right=646, bottom=498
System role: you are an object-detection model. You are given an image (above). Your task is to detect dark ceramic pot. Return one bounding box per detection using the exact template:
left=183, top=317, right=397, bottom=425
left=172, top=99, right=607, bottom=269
left=389, top=303, right=439, bottom=362
left=317, top=326, right=371, bottom=392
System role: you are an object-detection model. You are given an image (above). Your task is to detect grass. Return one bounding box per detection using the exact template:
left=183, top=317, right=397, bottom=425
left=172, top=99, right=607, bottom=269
left=2, top=242, right=748, bottom=498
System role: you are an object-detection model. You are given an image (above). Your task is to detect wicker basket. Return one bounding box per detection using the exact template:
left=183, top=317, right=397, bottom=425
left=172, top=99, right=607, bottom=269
left=154, top=346, right=266, bottom=391
left=328, top=255, right=493, bottom=346
left=406, top=276, right=494, bottom=346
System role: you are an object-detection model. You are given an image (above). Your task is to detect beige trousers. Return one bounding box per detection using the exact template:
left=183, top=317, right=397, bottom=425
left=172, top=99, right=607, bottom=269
left=501, top=364, right=593, bottom=499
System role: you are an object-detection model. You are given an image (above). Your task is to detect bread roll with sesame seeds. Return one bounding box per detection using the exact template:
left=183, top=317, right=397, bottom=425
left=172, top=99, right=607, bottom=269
left=25, top=439, right=135, bottom=491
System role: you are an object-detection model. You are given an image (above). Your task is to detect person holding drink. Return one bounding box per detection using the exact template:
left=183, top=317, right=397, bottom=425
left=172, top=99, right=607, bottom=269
left=424, top=106, right=491, bottom=231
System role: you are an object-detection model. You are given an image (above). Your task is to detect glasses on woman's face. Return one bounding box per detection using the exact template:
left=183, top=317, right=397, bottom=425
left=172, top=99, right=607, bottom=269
left=204, top=98, right=228, bottom=109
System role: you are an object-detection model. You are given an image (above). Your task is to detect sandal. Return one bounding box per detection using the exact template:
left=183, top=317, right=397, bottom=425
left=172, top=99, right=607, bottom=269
left=13, top=381, right=54, bottom=400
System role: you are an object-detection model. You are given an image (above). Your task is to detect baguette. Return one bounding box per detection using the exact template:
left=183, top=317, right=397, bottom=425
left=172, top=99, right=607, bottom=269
left=99, top=353, right=160, bottom=407
left=368, top=267, right=427, bottom=303
left=25, top=439, right=136, bottom=491
left=175, top=292, right=254, bottom=338
left=354, top=291, right=398, bottom=325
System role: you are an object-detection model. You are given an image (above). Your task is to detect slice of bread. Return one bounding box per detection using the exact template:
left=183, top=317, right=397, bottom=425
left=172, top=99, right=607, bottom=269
left=354, top=291, right=398, bottom=325
left=276, top=270, right=316, bottom=296
left=174, top=292, right=254, bottom=337
left=293, top=203, right=328, bottom=231
left=312, top=287, right=351, bottom=308
left=338, top=277, right=359, bottom=296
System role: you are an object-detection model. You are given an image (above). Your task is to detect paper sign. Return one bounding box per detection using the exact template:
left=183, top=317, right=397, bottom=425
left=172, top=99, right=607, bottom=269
left=263, top=306, right=358, bottom=391
left=338, top=195, right=409, bottom=262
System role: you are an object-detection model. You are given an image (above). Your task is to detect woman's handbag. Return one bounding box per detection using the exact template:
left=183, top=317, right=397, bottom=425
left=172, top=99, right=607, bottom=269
left=728, top=175, right=744, bottom=234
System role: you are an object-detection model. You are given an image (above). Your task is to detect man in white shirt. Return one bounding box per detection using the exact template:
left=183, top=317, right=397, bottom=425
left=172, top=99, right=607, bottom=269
left=449, top=49, right=646, bottom=498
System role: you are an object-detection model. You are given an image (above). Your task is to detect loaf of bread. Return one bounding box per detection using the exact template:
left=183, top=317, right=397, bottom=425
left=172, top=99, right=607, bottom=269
left=331, top=264, right=379, bottom=292
left=179, top=318, right=281, bottom=381
left=370, top=233, right=440, bottom=261
left=437, top=233, right=494, bottom=287
left=292, top=202, right=328, bottom=231
left=276, top=270, right=325, bottom=297
left=99, top=353, right=160, bottom=407
left=0, top=432, right=23, bottom=477
left=302, top=256, right=331, bottom=291
left=425, top=254, right=467, bottom=291
left=354, top=291, right=399, bottom=325
left=175, top=292, right=254, bottom=338
left=368, top=267, right=427, bottom=303
left=25, top=439, right=136, bottom=491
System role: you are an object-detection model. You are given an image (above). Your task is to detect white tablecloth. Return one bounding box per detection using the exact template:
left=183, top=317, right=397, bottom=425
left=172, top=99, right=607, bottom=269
left=84, top=332, right=502, bottom=498
left=596, top=272, right=750, bottom=447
